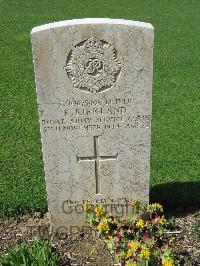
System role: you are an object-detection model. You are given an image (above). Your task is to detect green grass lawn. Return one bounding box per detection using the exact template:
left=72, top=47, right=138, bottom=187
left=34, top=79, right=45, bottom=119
left=0, top=0, right=200, bottom=216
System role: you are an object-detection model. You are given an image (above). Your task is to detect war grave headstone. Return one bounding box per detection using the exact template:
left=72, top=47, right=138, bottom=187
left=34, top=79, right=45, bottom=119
left=31, top=18, right=154, bottom=233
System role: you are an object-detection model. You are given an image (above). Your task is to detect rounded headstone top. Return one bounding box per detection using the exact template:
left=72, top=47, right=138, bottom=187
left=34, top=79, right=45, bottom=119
left=31, top=18, right=153, bottom=35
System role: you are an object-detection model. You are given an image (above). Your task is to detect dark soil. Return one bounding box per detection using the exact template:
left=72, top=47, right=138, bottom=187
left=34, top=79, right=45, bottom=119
left=0, top=209, right=199, bottom=265
left=167, top=209, right=200, bottom=265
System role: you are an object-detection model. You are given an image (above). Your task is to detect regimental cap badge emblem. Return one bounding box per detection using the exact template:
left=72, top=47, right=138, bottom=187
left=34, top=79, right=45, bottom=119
left=64, top=36, right=122, bottom=93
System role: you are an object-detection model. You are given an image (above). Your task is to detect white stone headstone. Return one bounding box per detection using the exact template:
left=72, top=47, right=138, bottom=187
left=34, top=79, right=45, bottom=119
left=31, top=18, right=154, bottom=233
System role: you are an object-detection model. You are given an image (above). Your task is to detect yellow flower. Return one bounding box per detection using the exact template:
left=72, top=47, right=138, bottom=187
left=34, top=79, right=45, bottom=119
left=132, top=199, right=141, bottom=206
left=83, top=202, right=90, bottom=212
left=126, top=249, right=132, bottom=258
left=95, top=205, right=105, bottom=216
left=128, top=241, right=138, bottom=251
left=162, top=257, right=174, bottom=266
left=104, top=234, right=113, bottom=243
left=97, top=219, right=109, bottom=232
left=125, top=261, right=137, bottom=266
left=153, top=203, right=163, bottom=212
left=136, top=218, right=144, bottom=228
left=145, top=221, right=152, bottom=229
left=160, top=215, right=166, bottom=224
left=107, top=234, right=113, bottom=239
left=90, top=248, right=98, bottom=254
left=131, top=200, right=141, bottom=213
left=140, top=247, right=151, bottom=260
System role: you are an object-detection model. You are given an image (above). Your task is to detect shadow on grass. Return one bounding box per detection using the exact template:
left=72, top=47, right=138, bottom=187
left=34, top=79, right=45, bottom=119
left=150, top=182, right=200, bottom=210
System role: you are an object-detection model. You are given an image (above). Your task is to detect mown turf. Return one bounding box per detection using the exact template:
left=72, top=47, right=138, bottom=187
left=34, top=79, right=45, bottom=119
left=0, top=0, right=200, bottom=216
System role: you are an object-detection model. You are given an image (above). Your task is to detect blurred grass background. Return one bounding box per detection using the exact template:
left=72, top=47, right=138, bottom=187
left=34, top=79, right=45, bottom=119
left=0, top=0, right=200, bottom=216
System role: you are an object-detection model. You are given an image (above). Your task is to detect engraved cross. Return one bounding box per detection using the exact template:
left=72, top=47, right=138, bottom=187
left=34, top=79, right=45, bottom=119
left=77, top=136, right=118, bottom=194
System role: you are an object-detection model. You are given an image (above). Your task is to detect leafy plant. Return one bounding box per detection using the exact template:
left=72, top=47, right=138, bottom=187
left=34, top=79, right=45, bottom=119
left=84, top=200, right=178, bottom=266
left=0, top=240, right=59, bottom=266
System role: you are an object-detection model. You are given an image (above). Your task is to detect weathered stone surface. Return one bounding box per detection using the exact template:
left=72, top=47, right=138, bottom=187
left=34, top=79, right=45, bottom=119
left=31, top=18, right=154, bottom=233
